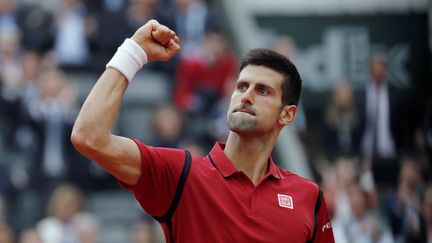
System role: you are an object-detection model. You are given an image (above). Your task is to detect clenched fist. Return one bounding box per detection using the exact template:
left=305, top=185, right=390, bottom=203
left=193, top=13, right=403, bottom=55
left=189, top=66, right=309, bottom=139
left=131, top=19, right=181, bottom=62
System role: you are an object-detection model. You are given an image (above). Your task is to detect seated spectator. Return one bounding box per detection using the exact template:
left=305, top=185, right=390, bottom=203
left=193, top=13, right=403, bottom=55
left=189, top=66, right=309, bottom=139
left=0, top=223, right=15, bottom=243
left=74, top=213, right=99, bottom=243
left=130, top=220, right=155, bottom=243
left=321, top=168, right=348, bottom=243
left=422, top=183, right=432, bottom=243
left=18, top=229, right=42, bottom=243
left=333, top=157, right=358, bottom=225
left=345, top=182, right=394, bottom=243
left=384, top=155, right=427, bottom=242
left=151, top=104, right=186, bottom=148
left=173, top=29, right=237, bottom=116
left=36, top=184, right=97, bottom=243
left=323, top=81, right=362, bottom=160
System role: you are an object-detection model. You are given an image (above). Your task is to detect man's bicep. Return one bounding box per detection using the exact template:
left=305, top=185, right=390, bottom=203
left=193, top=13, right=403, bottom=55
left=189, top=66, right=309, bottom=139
left=91, top=135, right=142, bottom=186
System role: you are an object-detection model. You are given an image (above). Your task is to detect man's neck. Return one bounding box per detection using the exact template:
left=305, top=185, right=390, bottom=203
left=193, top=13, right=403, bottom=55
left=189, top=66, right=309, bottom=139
left=223, top=132, right=278, bottom=185
left=372, top=78, right=386, bottom=89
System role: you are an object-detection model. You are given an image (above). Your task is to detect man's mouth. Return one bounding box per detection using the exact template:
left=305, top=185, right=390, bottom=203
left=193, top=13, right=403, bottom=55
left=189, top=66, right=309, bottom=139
left=234, top=107, right=255, bottom=115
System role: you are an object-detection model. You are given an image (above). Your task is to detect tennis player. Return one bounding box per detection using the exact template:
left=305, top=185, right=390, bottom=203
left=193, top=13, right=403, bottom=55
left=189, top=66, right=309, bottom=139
left=72, top=19, right=335, bottom=243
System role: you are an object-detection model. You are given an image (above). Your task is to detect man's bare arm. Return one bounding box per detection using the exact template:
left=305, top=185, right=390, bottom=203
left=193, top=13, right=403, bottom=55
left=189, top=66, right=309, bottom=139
left=71, top=20, right=180, bottom=186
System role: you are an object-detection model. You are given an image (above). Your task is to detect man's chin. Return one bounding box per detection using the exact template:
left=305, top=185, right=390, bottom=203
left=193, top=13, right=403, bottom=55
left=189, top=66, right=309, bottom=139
left=228, top=114, right=256, bottom=129
left=227, top=121, right=257, bottom=134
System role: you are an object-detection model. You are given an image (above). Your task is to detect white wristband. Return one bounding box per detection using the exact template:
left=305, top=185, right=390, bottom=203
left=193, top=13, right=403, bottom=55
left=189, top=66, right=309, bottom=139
left=106, top=38, right=148, bottom=82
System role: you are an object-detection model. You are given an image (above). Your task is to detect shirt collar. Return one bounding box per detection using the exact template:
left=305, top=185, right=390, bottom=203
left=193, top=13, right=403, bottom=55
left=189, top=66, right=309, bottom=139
left=208, top=142, right=283, bottom=180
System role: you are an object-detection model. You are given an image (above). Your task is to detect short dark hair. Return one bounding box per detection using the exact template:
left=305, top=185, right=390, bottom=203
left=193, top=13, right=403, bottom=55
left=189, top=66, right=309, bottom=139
left=240, top=48, right=302, bottom=106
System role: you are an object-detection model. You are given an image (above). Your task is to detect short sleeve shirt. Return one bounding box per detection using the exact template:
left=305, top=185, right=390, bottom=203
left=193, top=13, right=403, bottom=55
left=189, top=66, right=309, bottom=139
left=121, top=140, right=335, bottom=243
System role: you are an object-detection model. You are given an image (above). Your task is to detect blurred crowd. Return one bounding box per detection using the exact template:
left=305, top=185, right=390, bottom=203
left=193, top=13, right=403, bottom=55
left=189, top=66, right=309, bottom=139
left=0, top=0, right=431, bottom=242
left=311, top=53, right=432, bottom=242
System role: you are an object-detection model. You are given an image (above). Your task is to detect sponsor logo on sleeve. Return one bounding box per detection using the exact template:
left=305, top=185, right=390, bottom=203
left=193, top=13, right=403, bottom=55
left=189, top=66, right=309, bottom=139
left=322, top=222, right=332, bottom=232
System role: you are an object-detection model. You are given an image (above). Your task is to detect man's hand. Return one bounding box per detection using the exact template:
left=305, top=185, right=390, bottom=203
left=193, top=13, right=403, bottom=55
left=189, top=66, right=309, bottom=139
left=131, top=19, right=180, bottom=62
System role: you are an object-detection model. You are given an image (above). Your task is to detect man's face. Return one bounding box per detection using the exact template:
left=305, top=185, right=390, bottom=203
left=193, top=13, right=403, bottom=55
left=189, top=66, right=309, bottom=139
left=370, top=57, right=387, bottom=84
left=227, top=65, right=292, bottom=135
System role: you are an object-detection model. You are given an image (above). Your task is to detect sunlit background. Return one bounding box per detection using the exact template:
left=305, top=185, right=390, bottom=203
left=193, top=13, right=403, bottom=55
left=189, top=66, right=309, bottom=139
left=0, top=0, right=431, bottom=242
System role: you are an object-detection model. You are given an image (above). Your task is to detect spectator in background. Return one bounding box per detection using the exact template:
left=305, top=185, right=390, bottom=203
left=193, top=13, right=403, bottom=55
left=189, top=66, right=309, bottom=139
left=151, top=104, right=186, bottom=148
left=89, top=0, right=129, bottom=70
left=174, top=29, right=237, bottom=116
left=15, top=4, right=53, bottom=52
left=174, top=0, right=209, bottom=57
left=18, top=229, right=42, bottom=243
left=18, top=50, right=41, bottom=125
left=36, top=184, right=97, bottom=243
left=0, top=223, right=15, bottom=243
left=0, top=26, right=21, bottom=92
left=422, top=183, right=432, bottom=243
left=127, top=0, right=165, bottom=31
left=24, top=66, right=78, bottom=201
left=0, top=0, right=19, bottom=43
left=74, top=213, right=99, bottom=243
left=325, top=155, right=377, bottom=230
left=173, top=29, right=237, bottom=149
left=0, top=196, right=4, bottom=223
left=345, top=182, right=394, bottom=243
left=320, top=163, right=348, bottom=243
left=151, top=104, right=208, bottom=154
left=323, top=81, right=362, bottom=160
left=6, top=50, right=43, bottom=153
left=130, top=220, right=156, bottom=243
left=384, top=156, right=427, bottom=242
left=331, top=157, right=358, bottom=225
left=0, top=26, right=23, bottom=152
left=422, top=98, right=432, bottom=173
left=53, top=0, right=90, bottom=68
left=360, top=54, right=408, bottom=184
left=361, top=54, right=397, bottom=159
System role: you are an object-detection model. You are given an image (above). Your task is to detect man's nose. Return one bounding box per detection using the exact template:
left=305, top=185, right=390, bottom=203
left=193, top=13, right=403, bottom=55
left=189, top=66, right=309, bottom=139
left=240, top=88, right=253, bottom=105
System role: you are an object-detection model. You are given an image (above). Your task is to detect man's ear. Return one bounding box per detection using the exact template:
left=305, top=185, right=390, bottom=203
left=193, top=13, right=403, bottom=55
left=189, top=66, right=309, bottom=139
left=279, top=105, right=297, bottom=126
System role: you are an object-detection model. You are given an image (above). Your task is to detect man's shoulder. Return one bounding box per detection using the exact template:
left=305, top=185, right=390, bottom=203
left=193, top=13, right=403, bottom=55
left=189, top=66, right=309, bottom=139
left=134, top=139, right=186, bottom=156
left=278, top=167, right=320, bottom=191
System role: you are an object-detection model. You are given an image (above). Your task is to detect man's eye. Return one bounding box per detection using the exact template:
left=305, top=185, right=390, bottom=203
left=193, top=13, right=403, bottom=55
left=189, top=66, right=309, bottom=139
left=237, top=84, right=247, bottom=91
left=258, top=88, right=269, bottom=95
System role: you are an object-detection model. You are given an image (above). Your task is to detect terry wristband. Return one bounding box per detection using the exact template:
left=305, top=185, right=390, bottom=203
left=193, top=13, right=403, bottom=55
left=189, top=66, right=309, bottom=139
left=106, top=38, right=148, bottom=82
